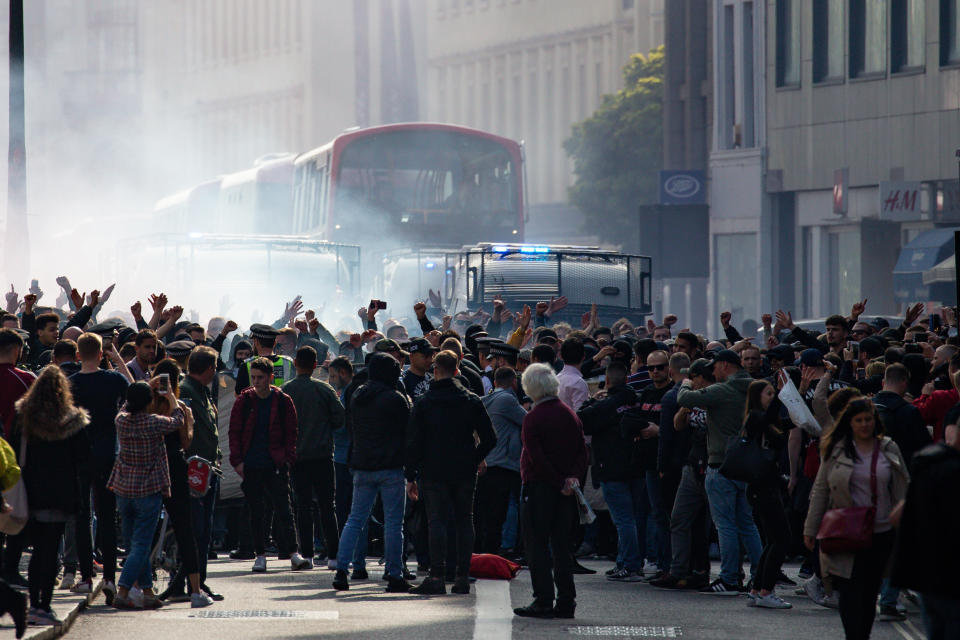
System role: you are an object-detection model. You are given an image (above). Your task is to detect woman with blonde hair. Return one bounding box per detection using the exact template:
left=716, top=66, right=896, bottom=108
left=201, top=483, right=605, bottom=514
left=10, top=366, right=90, bottom=626
left=803, top=398, right=909, bottom=640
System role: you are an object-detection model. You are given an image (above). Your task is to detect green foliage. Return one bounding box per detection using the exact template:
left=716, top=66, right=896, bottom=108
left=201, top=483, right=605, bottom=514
left=563, top=46, right=664, bottom=242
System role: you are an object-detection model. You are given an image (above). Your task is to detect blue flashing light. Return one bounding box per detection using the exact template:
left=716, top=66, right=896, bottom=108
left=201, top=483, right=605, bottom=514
left=424, top=262, right=436, bottom=270
left=492, top=245, right=510, bottom=253
left=519, top=245, right=550, bottom=254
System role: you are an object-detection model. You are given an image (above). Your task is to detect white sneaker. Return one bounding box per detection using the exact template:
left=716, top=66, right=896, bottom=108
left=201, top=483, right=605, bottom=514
left=822, top=592, right=839, bottom=609
left=59, top=572, right=76, bottom=590
left=70, top=580, right=93, bottom=594
left=252, top=556, right=267, bottom=573
left=327, top=558, right=337, bottom=570
left=755, top=593, right=792, bottom=609
left=803, top=576, right=825, bottom=605
left=129, top=586, right=144, bottom=607
left=191, top=592, right=214, bottom=608
left=290, top=552, right=312, bottom=571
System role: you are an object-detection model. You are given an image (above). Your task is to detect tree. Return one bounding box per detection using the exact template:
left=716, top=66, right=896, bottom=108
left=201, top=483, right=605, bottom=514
left=563, top=47, right=663, bottom=244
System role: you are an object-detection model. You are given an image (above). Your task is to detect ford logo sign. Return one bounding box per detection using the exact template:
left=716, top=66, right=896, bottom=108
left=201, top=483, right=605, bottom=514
left=664, top=174, right=701, bottom=199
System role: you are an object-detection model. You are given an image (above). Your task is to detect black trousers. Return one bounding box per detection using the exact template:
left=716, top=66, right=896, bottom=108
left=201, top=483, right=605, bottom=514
left=163, top=461, right=200, bottom=577
left=293, top=459, right=338, bottom=559
left=521, top=482, right=577, bottom=610
left=475, top=467, right=521, bottom=554
left=421, top=476, right=477, bottom=579
left=242, top=466, right=297, bottom=556
left=72, top=460, right=118, bottom=584
left=27, top=520, right=64, bottom=610
left=832, top=530, right=896, bottom=640
left=749, top=485, right=790, bottom=592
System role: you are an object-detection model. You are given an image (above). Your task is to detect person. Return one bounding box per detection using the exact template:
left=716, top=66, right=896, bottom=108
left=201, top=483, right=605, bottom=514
left=234, top=324, right=296, bottom=394
left=282, top=346, right=345, bottom=570
left=10, top=366, right=89, bottom=625
left=651, top=358, right=713, bottom=590
left=108, top=380, right=192, bottom=610
left=677, top=349, right=762, bottom=594
left=151, top=358, right=214, bottom=607
left=332, top=353, right=413, bottom=593
left=577, top=361, right=641, bottom=581
left=891, top=398, right=960, bottom=639
left=405, top=350, right=496, bottom=595
left=803, top=398, right=909, bottom=640
left=126, top=329, right=158, bottom=382
left=179, top=346, right=224, bottom=600
left=557, top=338, right=589, bottom=411
left=741, top=379, right=792, bottom=610
left=620, top=349, right=673, bottom=580
left=67, top=333, right=130, bottom=600
left=228, top=357, right=307, bottom=572
left=402, top=338, right=436, bottom=400
left=477, top=367, right=526, bottom=554
left=327, top=356, right=369, bottom=577
left=0, top=328, right=35, bottom=442
left=513, top=363, right=588, bottom=619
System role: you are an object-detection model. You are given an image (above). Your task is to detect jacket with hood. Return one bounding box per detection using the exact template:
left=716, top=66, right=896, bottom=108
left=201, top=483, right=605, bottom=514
left=892, top=442, right=960, bottom=597
left=348, top=353, right=411, bottom=471
left=677, top=369, right=753, bottom=466
left=872, top=390, right=932, bottom=464
left=405, top=377, right=496, bottom=482
left=11, top=405, right=89, bottom=517
left=228, top=386, right=298, bottom=469
left=577, top=383, right=637, bottom=482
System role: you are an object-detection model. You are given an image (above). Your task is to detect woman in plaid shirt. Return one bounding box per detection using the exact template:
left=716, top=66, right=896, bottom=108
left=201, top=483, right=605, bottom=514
left=108, top=379, right=193, bottom=610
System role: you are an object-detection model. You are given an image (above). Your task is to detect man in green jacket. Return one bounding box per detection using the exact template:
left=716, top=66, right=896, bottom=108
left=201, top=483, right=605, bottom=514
left=179, top=345, right=223, bottom=601
left=282, top=346, right=345, bottom=569
left=677, top=350, right=762, bottom=595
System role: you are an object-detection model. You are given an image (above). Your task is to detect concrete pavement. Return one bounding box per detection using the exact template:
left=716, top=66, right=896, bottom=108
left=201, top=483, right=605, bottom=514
left=64, top=558, right=922, bottom=639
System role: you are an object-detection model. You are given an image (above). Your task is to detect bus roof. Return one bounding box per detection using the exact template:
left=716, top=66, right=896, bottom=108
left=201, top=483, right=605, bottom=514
left=154, top=178, right=221, bottom=213
left=294, top=122, right=523, bottom=167
left=220, top=155, right=294, bottom=188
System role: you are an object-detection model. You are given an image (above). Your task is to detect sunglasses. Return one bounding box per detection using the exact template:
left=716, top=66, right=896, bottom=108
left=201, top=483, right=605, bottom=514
left=648, top=363, right=668, bottom=371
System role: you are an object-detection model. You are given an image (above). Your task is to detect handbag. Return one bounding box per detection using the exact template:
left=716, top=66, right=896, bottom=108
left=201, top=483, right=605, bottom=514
left=0, top=436, right=29, bottom=535
left=719, top=434, right=778, bottom=484
left=816, top=443, right=879, bottom=554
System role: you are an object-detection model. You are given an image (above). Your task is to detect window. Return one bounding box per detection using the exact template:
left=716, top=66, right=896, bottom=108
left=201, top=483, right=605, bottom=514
left=722, top=5, right=735, bottom=147
left=941, top=0, right=960, bottom=65
left=776, top=0, right=801, bottom=86
left=892, top=0, right=924, bottom=71
left=742, top=2, right=755, bottom=148
left=622, top=0, right=635, bottom=9
left=828, top=229, right=861, bottom=311
left=813, top=0, right=844, bottom=81
left=849, top=0, right=886, bottom=77
left=715, top=234, right=758, bottom=323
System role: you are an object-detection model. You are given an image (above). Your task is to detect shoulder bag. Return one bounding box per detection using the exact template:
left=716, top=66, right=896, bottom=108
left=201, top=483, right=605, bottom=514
left=0, top=435, right=29, bottom=535
left=816, top=443, right=879, bottom=554
left=719, top=434, right=778, bottom=484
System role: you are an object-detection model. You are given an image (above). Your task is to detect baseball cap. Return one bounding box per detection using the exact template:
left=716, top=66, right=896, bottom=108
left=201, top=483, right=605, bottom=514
left=799, top=348, right=824, bottom=367
left=406, top=337, right=438, bottom=354
left=767, top=344, right=793, bottom=362
left=375, top=338, right=409, bottom=357
left=683, top=358, right=715, bottom=378
left=710, top=349, right=742, bottom=367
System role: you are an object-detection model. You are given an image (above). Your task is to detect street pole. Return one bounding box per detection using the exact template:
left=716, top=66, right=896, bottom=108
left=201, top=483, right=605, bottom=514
left=4, top=0, right=28, bottom=284
left=955, top=150, right=960, bottom=310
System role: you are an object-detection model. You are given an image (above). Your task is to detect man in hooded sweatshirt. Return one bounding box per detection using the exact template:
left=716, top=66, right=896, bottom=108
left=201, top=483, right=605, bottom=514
left=332, top=353, right=413, bottom=593
left=404, top=350, right=496, bottom=595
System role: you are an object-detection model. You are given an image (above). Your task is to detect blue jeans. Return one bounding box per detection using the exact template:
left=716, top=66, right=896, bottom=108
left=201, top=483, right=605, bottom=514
left=704, top=467, right=762, bottom=585
left=601, top=478, right=647, bottom=572
left=500, top=487, right=519, bottom=550
left=921, top=592, right=960, bottom=640
left=336, top=469, right=405, bottom=579
left=335, top=462, right=367, bottom=567
left=645, top=471, right=670, bottom=571
left=117, top=493, right=163, bottom=591
left=879, top=578, right=900, bottom=608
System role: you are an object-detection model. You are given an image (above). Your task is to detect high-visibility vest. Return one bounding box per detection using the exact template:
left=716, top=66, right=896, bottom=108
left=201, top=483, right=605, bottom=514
left=244, top=354, right=296, bottom=388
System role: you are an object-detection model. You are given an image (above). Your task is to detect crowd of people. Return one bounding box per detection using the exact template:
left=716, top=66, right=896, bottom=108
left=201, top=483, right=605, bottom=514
left=0, top=278, right=959, bottom=639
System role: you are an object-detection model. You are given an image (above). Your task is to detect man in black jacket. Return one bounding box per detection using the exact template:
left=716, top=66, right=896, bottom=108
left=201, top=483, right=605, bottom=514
left=332, top=353, right=413, bottom=593
left=405, top=350, right=496, bottom=595
left=891, top=411, right=960, bottom=639
left=577, top=362, right=641, bottom=581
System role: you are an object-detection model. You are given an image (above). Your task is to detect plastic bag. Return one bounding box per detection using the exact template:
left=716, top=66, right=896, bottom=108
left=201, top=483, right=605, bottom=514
left=778, top=377, right=821, bottom=436
left=572, top=485, right=596, bottom=524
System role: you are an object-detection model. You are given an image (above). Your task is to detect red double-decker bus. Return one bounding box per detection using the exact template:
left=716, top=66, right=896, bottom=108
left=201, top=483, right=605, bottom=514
left=292, top=123, right=525, bottom=246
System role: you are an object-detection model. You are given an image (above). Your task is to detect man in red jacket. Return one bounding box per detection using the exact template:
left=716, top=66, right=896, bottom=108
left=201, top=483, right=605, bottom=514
left=913, top=355, right=960, bottom=442
left=228, top=358, right=309, bottom=573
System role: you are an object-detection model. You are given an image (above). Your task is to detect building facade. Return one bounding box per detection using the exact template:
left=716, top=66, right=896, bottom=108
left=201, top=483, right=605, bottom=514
left=425, top=0, right=664, bottom=241
left=696, top=0, right=960, bottom=336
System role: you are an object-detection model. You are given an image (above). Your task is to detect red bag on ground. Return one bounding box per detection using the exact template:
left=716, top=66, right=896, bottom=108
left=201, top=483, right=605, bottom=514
left=469, top=553, right=521, bottom=580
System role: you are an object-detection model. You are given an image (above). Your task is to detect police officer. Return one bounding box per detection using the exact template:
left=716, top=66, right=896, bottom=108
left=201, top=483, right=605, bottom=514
left=235, top=324, right=296, bottom=395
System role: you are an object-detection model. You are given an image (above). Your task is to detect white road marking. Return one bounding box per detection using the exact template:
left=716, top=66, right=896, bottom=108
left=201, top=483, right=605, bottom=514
left=473, top=579, right=513, bottom=640
left=155, top=609, right=340, bottom=620
left=892, top=621, right=916, bottom=640
left=905, top=619, right=924, bottom=638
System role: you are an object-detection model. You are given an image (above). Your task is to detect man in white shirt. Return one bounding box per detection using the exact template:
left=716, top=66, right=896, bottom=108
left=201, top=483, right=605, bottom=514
left=557, top=337, right=589, bottom=411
